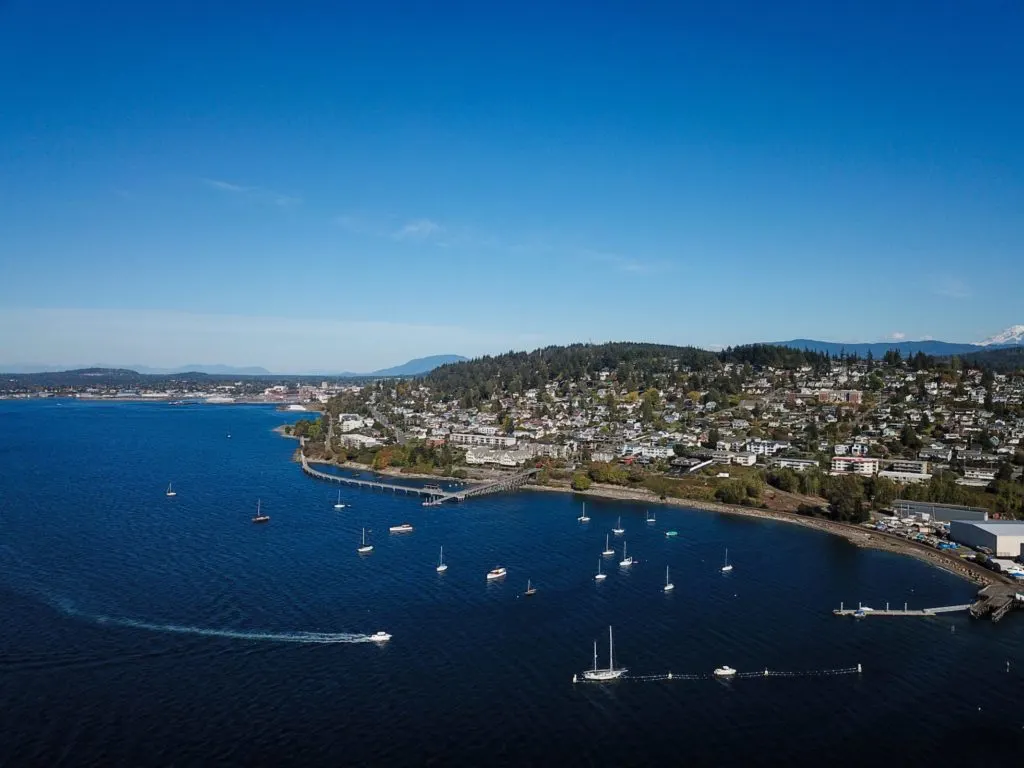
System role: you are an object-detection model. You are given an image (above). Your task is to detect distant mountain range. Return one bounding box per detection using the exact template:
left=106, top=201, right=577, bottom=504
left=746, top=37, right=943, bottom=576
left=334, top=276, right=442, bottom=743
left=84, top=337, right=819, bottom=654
left=978, top=325, right=1024, bottom=346
left=770, top=339, right=987, bottom=357
left=363, top=354, right=467, bottom=377
left=771, top=325, right=1024, bottom=358
left=0, top=354, right=467, bottom=377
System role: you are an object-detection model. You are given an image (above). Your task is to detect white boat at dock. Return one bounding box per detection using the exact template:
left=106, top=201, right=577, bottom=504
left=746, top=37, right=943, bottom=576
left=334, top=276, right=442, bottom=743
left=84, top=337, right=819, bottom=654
left=713, top=665, right=736, bottom=678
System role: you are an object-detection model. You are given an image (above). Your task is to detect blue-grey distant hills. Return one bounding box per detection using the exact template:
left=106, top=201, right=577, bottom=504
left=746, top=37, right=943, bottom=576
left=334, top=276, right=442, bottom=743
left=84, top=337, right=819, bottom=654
left=772, top=339, right=990, bottom=357
left=366, top=354, right=468, bottom=377
left=0, top=355, right=466, bottom=377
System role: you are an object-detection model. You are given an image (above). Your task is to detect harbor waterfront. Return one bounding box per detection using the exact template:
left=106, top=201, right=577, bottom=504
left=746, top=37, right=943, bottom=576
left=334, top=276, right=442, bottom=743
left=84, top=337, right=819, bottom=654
left=2, top=400, right=1024, bottom=764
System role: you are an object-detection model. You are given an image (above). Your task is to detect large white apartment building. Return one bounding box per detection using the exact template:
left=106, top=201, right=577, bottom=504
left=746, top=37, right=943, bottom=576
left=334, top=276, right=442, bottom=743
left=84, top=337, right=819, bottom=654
left=830, top=456, right=880, bottom=476
left=449, top=433, right=518, bottom=448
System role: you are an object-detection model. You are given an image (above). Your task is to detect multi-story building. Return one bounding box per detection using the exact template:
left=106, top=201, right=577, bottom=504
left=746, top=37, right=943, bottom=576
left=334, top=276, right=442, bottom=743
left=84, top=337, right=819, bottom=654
left=449, top=433, right=518, bottom=448
left=830, top=456, right=880, bottom=476
left=772, top=457, right=819, bottom=472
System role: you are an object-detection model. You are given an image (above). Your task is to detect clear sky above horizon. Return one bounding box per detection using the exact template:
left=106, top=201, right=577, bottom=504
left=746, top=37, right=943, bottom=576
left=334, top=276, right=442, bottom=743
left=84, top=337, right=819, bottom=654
left=1, top=1, right=1022, bottom=372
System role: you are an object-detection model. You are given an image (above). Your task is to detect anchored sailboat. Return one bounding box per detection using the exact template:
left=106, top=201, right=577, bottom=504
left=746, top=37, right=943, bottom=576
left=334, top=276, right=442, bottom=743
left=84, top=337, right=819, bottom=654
left=619, top=541, right=633, bottom=567
left=436, top=546, right=447, bottom=573
left=612, top=516, right=625, bottom=535
left=577, top=502, right=590, bottom=523
left=582, top=626, right=627, bottom=681
left=251, top=499, right=269, bottom=524
left=721, top=548, right=733, bottom=573
left=165, top=482, right=176, bottom=498
left=357, top=527, right=373, bottom=553
left=663, top=565, right=674, bottom=592
left=333, top=490, right=346, bottom=510
left=602, top=534, right=614, bottom=556
left=524, top=579, right=537, bottom=597
left=595, top=558, right=607, bottom=581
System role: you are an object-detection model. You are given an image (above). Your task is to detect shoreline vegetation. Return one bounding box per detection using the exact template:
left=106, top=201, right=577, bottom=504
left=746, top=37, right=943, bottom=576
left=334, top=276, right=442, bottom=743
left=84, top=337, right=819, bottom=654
left=282, top=434, right=1002, bottom=589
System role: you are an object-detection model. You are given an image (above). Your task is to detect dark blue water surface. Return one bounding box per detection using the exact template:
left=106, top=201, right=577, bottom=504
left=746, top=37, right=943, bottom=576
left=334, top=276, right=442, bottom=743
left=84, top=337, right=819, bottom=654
left=1, top=400, right=1023, bottom=766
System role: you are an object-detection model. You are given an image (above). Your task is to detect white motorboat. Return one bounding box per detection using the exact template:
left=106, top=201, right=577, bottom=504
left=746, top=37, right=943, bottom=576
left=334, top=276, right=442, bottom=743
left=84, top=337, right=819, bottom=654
left=578, top=502, right=590, bottom=523
left=619, top=542, right=633, bottom=568
left=713, top=666, right=737, bottom=678
left=663, top=565, right=674, bottom=592
left=582, top=626, right=627, bottom=681
left=333, top=490, right=346, bottom=510
left=602, top=534, right=615, bottom=556
left=370, top=631, right=391, bottom=643
left=612, top=516, right=625, bottom=535
left=486, top=566, right=507, bottom=581
left=357, top=527, right=373, bottom=553
left=595, top=558, right=607, bottom=581
left=436, top=546, right=448, bottom=573
left=721, top=548, right=733, bottom=573
left=165, top=482, right=176, bottom=498
left=389, top=523, right=414, bottom=533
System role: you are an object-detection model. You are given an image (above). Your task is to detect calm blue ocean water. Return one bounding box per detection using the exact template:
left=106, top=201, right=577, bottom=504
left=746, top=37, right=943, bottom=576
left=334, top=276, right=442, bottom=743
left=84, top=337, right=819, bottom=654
left=1, top=400, right=1022, bottom=766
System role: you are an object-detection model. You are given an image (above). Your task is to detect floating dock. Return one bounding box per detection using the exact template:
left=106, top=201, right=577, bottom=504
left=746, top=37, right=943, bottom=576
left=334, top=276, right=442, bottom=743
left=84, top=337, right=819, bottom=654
left=835, top=585, right=1024, bottom=623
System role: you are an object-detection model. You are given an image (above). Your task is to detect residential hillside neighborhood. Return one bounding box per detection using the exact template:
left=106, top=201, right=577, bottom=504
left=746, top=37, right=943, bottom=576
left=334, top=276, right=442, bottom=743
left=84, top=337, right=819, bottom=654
left=290, top=344, right=1024, bottom=522
left=6, top=343, right=1023, bottom=521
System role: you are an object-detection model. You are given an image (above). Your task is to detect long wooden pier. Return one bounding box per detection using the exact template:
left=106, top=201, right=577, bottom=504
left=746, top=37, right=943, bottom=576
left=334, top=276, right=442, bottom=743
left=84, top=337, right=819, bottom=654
left=833, top=601, right=972, bottom=617
left=300, top=454, right=539, bottom=505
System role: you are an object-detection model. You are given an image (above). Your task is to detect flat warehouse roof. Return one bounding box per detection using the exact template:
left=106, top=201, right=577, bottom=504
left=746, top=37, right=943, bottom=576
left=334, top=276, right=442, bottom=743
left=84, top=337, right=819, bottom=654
left=952, top=521, right=1024, bottom=536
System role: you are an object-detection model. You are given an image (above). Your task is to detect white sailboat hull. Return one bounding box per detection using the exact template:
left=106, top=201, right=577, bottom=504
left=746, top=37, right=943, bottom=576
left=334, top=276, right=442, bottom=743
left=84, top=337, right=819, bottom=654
left=582, top=668, right=627, bottom=681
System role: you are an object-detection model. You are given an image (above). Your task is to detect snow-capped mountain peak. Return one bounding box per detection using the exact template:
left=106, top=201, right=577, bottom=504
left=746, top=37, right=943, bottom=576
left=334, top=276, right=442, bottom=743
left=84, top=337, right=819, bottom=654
left=978, top=325, right=1024, bottom=346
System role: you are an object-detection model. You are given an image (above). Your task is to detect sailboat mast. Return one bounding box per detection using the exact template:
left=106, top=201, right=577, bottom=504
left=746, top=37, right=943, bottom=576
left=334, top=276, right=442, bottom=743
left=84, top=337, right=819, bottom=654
left=592, top=640, right=598, bottom=671
left=608, top=625, right=614, bottom=672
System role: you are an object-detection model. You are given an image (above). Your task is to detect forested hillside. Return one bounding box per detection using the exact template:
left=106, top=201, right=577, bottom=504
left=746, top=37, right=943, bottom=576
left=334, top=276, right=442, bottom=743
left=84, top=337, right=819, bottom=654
left=422, top=342, right=830, bottom=404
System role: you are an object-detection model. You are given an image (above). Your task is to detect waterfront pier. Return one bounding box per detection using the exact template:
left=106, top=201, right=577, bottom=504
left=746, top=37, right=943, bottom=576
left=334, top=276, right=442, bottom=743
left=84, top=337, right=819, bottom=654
left=835, top=585, right=1024, bottom=622
left=299, top=453, right=539, bottom=505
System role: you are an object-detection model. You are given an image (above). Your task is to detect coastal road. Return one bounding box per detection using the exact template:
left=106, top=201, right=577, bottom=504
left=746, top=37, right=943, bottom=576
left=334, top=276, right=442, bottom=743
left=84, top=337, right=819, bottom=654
left=371, top=406, right=407, bottom=445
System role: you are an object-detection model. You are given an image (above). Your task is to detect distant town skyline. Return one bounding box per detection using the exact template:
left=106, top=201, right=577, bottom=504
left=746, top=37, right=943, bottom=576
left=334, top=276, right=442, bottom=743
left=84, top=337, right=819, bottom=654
left=1, top=3, right=1021, bottom=371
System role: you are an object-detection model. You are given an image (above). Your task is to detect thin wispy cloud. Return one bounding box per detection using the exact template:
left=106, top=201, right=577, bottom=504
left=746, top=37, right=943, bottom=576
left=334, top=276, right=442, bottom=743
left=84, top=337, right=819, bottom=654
left=932, top=276, right=972, bottom=300
left=202, top=178, right=301, bottom=208
left=392, top=218, right=443, bottom=241
left=888, top=331, right=906, bottom=340
left=335, top=211, right=668, bottom=274
left=575, top=247, right=669, bottom=275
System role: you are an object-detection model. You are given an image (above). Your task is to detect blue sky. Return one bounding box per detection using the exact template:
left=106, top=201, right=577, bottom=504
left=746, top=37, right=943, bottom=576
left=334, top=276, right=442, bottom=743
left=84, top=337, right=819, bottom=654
left=1, top=1, right=1022, bottom=372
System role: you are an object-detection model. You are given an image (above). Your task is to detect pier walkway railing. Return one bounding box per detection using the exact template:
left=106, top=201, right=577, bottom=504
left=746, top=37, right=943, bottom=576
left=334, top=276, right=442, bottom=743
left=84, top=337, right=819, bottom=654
left=833, top=602, right=972, bottom=617
left=299, top=453, right=539, bottom=505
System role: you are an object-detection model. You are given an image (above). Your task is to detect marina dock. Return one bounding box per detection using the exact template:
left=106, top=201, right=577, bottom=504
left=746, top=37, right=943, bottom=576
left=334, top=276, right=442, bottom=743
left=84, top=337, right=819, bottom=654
left=835, top=586, right=1024, bottom=622
left=833, top=602, right=971, bottom=617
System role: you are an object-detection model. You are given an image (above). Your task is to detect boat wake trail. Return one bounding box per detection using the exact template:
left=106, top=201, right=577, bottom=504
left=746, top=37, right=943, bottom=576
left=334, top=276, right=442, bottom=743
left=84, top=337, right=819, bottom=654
left=59, top=602, right=378, bottom=644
